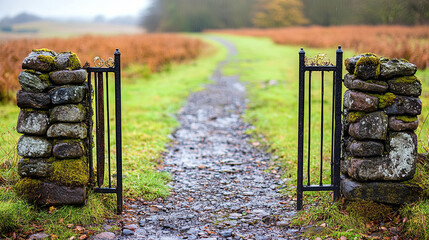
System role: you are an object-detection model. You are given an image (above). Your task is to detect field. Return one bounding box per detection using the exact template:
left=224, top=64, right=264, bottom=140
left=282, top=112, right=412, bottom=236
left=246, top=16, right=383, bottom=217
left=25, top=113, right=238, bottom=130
left=0, top=33, right=205, bottom=101
left=210, top=25, right=429, bottom=69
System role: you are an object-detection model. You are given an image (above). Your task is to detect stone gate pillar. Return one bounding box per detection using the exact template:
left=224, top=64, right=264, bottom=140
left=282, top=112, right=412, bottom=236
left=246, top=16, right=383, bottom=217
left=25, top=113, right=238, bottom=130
left=15, top=49, right=89, bottom=205
left=341, top=54, right=422, bottom=204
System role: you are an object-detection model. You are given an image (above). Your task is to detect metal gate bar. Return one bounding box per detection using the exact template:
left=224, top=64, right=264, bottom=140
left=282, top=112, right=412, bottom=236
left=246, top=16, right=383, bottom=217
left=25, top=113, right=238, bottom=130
left=86, top=49, right=123, bottom=213
left=297, top=46, right=343, bottom=210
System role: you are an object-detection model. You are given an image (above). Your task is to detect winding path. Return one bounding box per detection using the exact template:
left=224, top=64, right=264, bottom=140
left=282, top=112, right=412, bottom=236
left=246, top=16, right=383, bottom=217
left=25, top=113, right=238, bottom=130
left=120, top=37, right=300, bottom=240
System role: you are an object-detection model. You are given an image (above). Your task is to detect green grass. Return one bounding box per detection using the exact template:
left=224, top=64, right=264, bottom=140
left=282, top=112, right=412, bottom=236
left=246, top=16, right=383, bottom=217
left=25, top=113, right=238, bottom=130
left=214, top=33, right=429, bottom=238
left=0, top=36, right=226, bottom=238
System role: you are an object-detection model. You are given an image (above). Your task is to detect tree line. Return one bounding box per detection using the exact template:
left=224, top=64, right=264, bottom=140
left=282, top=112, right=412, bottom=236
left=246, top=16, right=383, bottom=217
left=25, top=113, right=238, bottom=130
left=141, top=0, right=429, bottom=32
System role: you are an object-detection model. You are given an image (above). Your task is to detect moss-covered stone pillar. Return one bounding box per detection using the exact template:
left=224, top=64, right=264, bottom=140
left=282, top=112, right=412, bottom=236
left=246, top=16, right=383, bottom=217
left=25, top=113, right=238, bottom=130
left=341, top=54, right=422, bottom=205
left=15, top=49, right=89, bottom=205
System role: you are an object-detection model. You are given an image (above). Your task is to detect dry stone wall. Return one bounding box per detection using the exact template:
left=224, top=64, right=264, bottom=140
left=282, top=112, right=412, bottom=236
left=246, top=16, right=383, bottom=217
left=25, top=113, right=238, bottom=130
left=15, top=49, right=89, bottom=205
left=341, top=54, right=422, bottom=205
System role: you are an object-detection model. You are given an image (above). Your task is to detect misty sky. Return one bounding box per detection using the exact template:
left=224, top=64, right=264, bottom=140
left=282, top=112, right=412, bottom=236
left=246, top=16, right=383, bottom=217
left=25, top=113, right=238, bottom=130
left=0, top=0, right=151, bottom=19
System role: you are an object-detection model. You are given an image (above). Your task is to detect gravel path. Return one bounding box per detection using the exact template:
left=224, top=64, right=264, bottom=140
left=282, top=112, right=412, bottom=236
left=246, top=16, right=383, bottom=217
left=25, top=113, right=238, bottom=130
left=119, top=37, right=301, bottom=240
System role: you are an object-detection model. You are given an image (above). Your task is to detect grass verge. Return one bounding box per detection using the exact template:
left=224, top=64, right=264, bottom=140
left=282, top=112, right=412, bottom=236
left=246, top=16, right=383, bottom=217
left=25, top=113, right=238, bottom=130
left=215, top=33, right=429, bottom=239
left=0, top=36, right=226, bottom=238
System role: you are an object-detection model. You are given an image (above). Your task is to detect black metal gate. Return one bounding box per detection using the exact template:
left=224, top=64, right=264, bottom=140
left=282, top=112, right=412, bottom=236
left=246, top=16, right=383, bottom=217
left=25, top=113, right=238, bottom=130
left=297, top=46, right=343, bottom=210
left=86, top=49, right=123, bottom=213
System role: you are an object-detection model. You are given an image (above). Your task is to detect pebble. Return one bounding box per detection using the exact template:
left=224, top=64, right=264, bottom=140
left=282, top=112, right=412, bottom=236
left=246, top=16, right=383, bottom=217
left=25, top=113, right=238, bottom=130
left=93, top=232, right=115, bottom=240
left=117, top=37, right=298, bottom=239
left=122, top=229, right=134, bottom=236
left=28, top=233, right=50, bottom=240
left=220, top=229, right=233, bottom=237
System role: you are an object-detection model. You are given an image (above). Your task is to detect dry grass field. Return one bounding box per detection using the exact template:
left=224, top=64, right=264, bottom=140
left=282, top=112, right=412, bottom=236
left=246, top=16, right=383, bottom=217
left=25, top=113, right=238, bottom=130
left=211, top=25, right=429, bottom=69
left=0, top=33, right=205, bottom=101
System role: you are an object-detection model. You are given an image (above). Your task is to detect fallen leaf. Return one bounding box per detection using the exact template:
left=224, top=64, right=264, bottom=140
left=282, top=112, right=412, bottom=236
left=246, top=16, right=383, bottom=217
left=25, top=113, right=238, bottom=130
left=79, top=234, right=88, bottom=240
left=49, top=206, right=57, bottom=214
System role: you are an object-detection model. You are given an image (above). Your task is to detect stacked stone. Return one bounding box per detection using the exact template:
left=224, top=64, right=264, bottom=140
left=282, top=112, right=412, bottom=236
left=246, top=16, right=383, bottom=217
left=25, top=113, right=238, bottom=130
left=341, top=53, right=422, bottom=205
left=15, top=49, right=89, bottom=205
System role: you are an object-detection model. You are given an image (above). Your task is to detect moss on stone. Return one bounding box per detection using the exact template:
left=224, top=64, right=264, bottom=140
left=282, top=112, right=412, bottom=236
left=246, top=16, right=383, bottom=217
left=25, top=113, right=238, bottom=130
left=14, top=178, right=42, bottom=202
left=354, top=54, right=381, bottom=78
left=38, top=73, right=50, bottom=82
left=396, top=115, right=418, bottom=123
left=32, top=48, right=56, bottom=55
left=365, top=80, right=388, bottom=86
left=24, top=69, right=36, bottom=74
left=49, top=159, right=88, bottom=187
left=37, top=55, right=55, bottom=67
left=58, top=51, right=81, bottom=70
left=394, top=76, right=421, bottom=84
left=369, top=92, right=396, bottom=109
left=347, top=111, right=366, bottom=123
left=346, top=200, right=393, bottom=222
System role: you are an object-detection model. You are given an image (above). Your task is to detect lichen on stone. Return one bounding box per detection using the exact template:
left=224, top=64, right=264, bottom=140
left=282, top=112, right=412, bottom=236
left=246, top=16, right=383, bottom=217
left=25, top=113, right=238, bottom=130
left=49, top=159, right=88, bottom=187
left=347, top=111, right=366, bottom=123
left=395, top=115, right=417, bottom=123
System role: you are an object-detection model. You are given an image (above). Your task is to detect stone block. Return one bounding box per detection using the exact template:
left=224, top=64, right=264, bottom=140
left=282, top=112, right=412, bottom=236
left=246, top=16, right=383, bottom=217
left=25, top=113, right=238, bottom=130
left=17, top=109, right=49, bottom=135
left=16, top=90, right=51, bottom=109
left=37, top=183, right=86, bottom=205
left=53, top=140, right=84, bottom=159
left=18, top=158, right=51, bottom=178
left=388, top=116, right=419, bottom=131
left=387, top=76, right=422, bottom=97
left=17, top=135, right=52, bottom=158
left=341, top=175, right=421, bottom=205
left=348, top=140, right=384, bottom=157
left=18, top=71, right=50, bottom=93
left=348, top=156, right=415, bottom=182
left=54, top=52, right=81, bottom=70
left=50, top=85, right=86, bottom=105
left=50, top=104, right=86, bottom=123
left=384, top=95, right=421, bottom=116
left=343, top=74, right=388, bottom=93
left=380, top=58, right=417, bottom=79
left=47, top=123, right=87, bottom=139
left=348, top=111, right=388, bottom=140
left=50, top=69, right=86, bottom=85
left=354, top=54, right=381, bottom=80
left=22, top=49, right=56, bottom=72
left=343, top=90, right=378, bottom=112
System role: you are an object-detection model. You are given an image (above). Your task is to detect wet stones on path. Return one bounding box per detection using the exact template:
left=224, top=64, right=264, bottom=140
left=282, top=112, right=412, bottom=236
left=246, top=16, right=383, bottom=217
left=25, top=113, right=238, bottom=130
left=119, top=37, right=300, bottom=239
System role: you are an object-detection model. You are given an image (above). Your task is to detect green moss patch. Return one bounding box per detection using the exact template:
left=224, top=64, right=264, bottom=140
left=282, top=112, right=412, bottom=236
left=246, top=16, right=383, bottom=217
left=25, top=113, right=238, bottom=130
left=346, top=200, right=394, bottom=222
left=14, top=178, right=42, bottom=202
left=67, top=52, right=82, bottom=70
left=369, top=92, right=396, bottom=108
left=347, top=111, right=366, bottom=123
left=354, top=54, right=381, bottom=78
left=394, top=76, right=421, bottom=84
left=366, top=79, right=388, bottom=86
left=396, top=115, right=418, bottom=123
left=49, top=159, right=88, bottom=187
left=37, top=55, right=55, bottom=67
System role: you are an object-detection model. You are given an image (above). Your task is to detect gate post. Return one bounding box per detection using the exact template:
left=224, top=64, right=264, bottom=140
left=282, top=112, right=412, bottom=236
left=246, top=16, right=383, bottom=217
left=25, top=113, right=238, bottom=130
left=297, top=48, right=306, bottom=210
left=333, top=47, right=343, bottom=201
